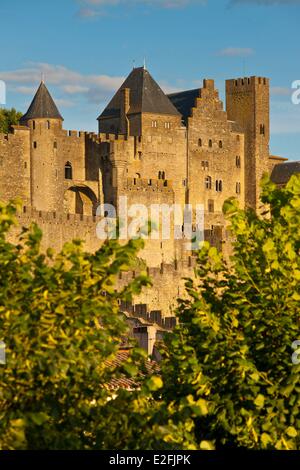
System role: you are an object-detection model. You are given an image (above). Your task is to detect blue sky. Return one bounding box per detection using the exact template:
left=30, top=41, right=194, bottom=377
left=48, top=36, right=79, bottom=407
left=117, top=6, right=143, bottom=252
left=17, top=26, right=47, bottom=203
left=0, top=0, right=300, bottom=159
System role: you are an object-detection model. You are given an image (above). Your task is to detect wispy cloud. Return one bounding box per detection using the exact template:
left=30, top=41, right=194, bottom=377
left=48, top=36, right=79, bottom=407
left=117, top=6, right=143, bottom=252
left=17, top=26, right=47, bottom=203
left=83, top=0, right=206, bottom=6
left=271, top=86, right=292, bottom=96
left=229, top=0, right=300, bottom=6
left=217, top=47, right=254, bottom=57
left=55, top=98, right=76, bottom=108
left=14, top=86, right=37, bottom=95
left=76, top=7, right=104, bottom=18
left=62, top=85, right=90, bottom=94
left=0, top=62, right=180, bottom=110
left=76, top=0, right=206, bottom=17
left=271, top=100, right=300, bottom=134
left=0, top=62, right=126, bottom=111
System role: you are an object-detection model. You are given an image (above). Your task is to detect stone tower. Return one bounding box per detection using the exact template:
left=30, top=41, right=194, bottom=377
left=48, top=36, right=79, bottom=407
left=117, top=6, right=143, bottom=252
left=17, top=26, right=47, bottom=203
left=97, top=66, right=181, bottom=137
left=20, top=81, right=64, bottom=212
left=97, top=66, right=186, bottom=211
left=226, top=77, right=270, bottom=210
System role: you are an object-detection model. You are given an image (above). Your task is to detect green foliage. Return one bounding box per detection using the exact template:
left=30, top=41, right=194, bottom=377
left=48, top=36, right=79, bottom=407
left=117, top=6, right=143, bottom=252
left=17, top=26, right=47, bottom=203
left=0, top=200, right=200, bottom=450
left=0, top=108, right=23, bottom=134
left=159, top=175, right=300, bottom=450
left=2, top=174, right=299, bottom=450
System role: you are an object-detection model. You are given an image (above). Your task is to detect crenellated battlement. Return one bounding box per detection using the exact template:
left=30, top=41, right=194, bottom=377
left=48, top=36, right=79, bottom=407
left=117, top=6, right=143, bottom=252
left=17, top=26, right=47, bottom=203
left=84, top=131, right=135, bottom=145
left=0, top=127, right=29, bottom=143
left=117, top=257, right=196, bottom=284
left=0, top=66, right=277, bottom=320
left=120, top=301, right=177, bottom=330
left=60, top=129, right=86, bottom=139
left=99, top=132, right=129, bottom=142
left=226, top=76, right=269, bottom=92
left=0, top=133, right=13, bottom=143
left=19, top=206, right=101, bottom=226
left=125, top=177, right=173, bottom=191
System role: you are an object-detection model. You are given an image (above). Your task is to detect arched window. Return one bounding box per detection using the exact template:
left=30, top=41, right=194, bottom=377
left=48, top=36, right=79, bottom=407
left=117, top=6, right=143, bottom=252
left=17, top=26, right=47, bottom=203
left=162, top=171, right=166, bottom=180
left=260, top=124, right=265, bottom=135
left=65, top=162, right=72, bottom=180
left=209, top=139, right=213, bottom=148
left=47, top=121, right=50, bottom=130
left=205, top=176, right=212, bottom=190
left=236, top=156, right=241, bottom=168
left=32, top=121, right=36, bottom=130
left=216, top=180, right=222, bottom=192
left=158, top=171, right=166, bottom=180
left=198, top=138, right=202, bottom=147
left=219, top=140, right=223, bottom=149
left=236, top=182, right=241, bottom=194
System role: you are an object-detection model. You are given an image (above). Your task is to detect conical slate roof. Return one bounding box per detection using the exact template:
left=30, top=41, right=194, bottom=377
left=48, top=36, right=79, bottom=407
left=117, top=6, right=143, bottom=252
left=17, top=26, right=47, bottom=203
left=20, top=81, right=63, bottom=123
left=98, top=67, right=180, bottom=120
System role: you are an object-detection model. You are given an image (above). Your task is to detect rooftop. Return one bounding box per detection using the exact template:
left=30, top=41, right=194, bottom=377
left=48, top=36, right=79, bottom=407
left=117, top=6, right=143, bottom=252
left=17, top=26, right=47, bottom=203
left=271, top=161, right=300, bottom=185
left=167, top=88, right=200, bottom=123
left=98, top=67, right=180, bottom=121
left=20, top=81, right=63, bottom=123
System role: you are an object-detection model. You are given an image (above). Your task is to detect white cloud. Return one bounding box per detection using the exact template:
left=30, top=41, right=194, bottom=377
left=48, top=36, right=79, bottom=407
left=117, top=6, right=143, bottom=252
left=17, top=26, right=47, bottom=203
left=0, top=62, right=180, bottom=111
left=14, top=86, right=37, bottom=95
left=55, top=98, right=76, bottom=108
left=62, top=85, right=90, bottom=94
left=83, top=0, right=206, bottom=7
left=271, top=86, right=292, bottom=96
left=0, top=62, right=127, bottom=113
left=0, top=63, right=125, bottom=96
left=77, top=8, right=101, bottom=17
left=271, top=100, right=300, bottom=134
left=76, top=0, right=206, bottom=17
left=230, top=0, right=300, bottom=5
left=217, top=47, right=255, bottom=57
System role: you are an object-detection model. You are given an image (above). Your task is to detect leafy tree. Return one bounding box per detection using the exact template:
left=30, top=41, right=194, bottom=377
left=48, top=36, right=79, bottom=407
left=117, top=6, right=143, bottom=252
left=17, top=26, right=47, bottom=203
left=0, top=108, right=23, bottom=134
left=3, top=173, right=299, bottom=451
left=159, top=175, right=300, bottom=450
left=0, top=200, right=196, bottom=450
left=0, top=200, right=208, bottom=450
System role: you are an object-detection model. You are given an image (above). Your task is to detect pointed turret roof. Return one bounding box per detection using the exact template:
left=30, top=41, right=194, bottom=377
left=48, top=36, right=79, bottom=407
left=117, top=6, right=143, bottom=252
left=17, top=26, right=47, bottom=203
left=20, top=81, right=63, bottom=123
left=98, top=67, right=180, bottom=120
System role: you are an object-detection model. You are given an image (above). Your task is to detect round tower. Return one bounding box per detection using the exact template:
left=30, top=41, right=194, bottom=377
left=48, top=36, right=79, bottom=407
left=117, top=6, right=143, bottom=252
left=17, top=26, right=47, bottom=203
left=20, top=81, right=64, bottom=212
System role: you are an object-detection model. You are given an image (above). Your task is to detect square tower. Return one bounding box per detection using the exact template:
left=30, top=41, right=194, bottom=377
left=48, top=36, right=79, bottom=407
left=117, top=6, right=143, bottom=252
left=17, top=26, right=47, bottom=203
left=226, top=77, right=270, bottom=210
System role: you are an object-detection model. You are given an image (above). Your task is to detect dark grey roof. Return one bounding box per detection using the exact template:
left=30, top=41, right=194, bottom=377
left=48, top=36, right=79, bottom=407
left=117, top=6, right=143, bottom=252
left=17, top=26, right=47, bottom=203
left=20, top=81, right=63, bottom=122
left=167, top=88, right=200, bottom=123
left=271, top=161, right=300, bottom=185
left=98, top=67, right=180, bottom=120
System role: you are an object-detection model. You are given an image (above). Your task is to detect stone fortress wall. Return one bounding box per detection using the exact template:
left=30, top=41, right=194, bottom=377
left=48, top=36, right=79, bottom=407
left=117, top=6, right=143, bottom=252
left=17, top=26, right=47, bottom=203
left=0, top=68, right=289, bottom=324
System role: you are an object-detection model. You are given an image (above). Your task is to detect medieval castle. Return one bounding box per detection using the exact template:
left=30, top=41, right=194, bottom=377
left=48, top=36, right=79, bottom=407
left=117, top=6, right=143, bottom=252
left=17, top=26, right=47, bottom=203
left=1, top=66, right=298, bottom=348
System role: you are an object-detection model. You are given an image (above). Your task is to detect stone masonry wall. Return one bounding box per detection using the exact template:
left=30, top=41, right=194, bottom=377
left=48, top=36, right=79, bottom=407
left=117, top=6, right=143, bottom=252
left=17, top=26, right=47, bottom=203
left=0, top=126, right=31, bottom=206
